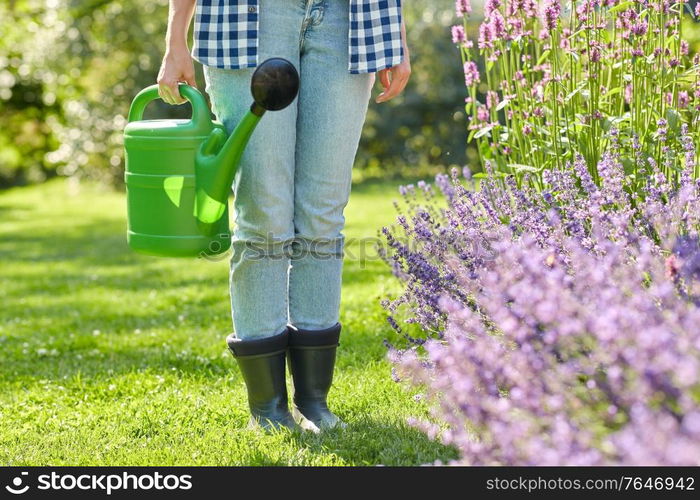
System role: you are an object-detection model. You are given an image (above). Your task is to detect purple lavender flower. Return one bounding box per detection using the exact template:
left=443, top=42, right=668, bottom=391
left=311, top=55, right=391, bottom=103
left=657, top=118, right=668, bottom=142
left=631, top=20, right=648, bottom=36
left=486, top=90, right=500, bottom=109
left=541, top=0, right=561, bottom=33
left=485, top=0, right=501, bottom=17
left=382, top=147, right=700, bottom=465
left=489, top=9, right=507, bottom=40
left=478, top=20, right=494, bottom=48
left=681, top=40, right=689, bottom=56
left=451, top=25, right=466, bottom=44
left=463, top=60, right=480, bottom=87
left=455, top=0, right=472, bottom=18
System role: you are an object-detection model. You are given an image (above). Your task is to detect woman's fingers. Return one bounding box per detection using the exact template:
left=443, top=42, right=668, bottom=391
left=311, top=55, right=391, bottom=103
left=158, top=84, right=175, bottom=105
left=171, top=84, right=187, bottom=104
left=375, top=63, right=411, bottom=103
left=168, top=82, right=188, bottom=104
left=184, top=74, right=198, bottom=88
left=375, top=69, right=391, bottom=102
left=379, top=69, right=392, bottom=90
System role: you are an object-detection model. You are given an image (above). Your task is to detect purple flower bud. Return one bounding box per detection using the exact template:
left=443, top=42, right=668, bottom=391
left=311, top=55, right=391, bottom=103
left=463, top=60, right=480, bottom=87
left=485, top=0, right=501, bottom=17
left=451, top=25, right=466, bottom=44
left=631, top=21, right=648, bottom=37
left=486, top=90, right=500, bottom=109
left=479, top=20, right=494, bottom=48
left=542, top=0, right=561, bottom=32
left=455, top=0, right=472, bottom=18
left=489, top=10, right=506, bottom=40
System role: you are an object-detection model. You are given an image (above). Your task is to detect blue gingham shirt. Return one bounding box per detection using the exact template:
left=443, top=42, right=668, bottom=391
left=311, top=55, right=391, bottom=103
left=191, top=0, right=403, bottom=74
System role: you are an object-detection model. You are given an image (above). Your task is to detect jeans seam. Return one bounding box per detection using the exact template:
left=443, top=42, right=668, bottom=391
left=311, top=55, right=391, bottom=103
left=299, top=0, right=326, bottom=53
left=299, top=0, right=313, bottom=53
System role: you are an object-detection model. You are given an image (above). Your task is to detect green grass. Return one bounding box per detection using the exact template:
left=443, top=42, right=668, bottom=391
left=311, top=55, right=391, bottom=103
left=0, top=178, right=456, bottom=466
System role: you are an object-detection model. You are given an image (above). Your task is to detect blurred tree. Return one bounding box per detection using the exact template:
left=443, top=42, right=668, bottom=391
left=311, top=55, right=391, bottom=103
left=0, top=0, right=468, bottom=188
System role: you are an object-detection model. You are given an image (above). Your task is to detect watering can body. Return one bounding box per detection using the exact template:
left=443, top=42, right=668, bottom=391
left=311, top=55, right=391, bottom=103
left=123, top=58, right=300, bottom=258
left=124, top=85, right=230, bottom=257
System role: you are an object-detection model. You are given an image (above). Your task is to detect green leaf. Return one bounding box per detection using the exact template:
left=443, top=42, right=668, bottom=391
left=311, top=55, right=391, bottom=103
left=474, top=125, right=493, bottom=139
left=609, top=1, right=634, bottom=14
left=684, top=1, right=695, bottom=16
left=609, top=113, right=631, bottom=125
left=665, top=108, right=681, bottom=134
left=621, top=158, right=635, bottom=175
left=565, top=82, right=586, bottom=102
left=537, top=49, right=551, bottom=66
left=495, top=98, right=510, bottom=111
left=507, top=163, right=539, bottom=173
left=479, top=140, right=493, bottom=158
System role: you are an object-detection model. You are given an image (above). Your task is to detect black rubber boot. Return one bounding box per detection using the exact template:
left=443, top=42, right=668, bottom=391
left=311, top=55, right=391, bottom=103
left=287, top=323, right=346, bottom=431
left=226, top=329, right=297, bottom=431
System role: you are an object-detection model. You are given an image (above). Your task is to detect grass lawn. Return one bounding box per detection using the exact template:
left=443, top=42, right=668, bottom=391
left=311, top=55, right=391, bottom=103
left=0, top=178, right=456, bottom=466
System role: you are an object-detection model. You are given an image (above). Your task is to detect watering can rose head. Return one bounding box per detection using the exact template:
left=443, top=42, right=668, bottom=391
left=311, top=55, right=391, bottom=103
left=123, top=58, right=300, bottom=258
left=250, top=57, right=300, bottom=113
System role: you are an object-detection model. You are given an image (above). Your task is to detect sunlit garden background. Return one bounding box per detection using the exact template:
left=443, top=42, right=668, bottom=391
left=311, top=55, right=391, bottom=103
left=3, top=0, right=700, bottom=465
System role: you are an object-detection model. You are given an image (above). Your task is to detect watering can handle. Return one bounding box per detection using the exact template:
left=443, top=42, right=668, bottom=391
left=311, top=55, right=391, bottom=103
left=127, top=84, right=210, bottom=128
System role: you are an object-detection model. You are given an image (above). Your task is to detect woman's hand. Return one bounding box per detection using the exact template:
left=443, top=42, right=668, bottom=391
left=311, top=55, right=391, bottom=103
left=157, top=0, right=197, bottom=105
left=157, top=47, right=197, bottom=105
left=375, top=19, right=411, bottom=104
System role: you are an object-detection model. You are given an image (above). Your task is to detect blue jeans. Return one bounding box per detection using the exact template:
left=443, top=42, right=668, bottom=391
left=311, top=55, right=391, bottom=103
left=203, top=0, right=374, bottom=339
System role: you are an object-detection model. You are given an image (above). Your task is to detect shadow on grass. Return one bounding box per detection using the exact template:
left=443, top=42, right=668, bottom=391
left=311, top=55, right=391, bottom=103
left=282, top=418, right=459, bottom=466
left=0, top=218, right=137, bottom=265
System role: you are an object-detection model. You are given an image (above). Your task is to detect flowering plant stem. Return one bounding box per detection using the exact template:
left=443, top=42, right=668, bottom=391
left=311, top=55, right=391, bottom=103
left=453, top=0, right=699, bottom=189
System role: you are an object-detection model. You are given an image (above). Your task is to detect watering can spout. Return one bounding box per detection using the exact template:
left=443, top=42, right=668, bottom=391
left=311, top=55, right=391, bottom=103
left=195, top=58, right=300, bottom=231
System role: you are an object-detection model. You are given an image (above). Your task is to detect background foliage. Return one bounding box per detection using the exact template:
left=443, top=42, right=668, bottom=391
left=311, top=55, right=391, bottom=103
left=0, top=0, right=470, bottom=188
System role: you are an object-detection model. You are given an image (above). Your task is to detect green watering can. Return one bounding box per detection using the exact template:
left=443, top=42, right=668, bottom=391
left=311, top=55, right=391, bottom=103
left=124, top=57, right=299, bottom=257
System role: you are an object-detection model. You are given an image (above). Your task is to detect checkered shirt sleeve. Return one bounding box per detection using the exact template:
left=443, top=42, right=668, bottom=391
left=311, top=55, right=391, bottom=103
left=191, top=0, right=403, bottom=74
left=348, top=0, right=404, bottom=74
